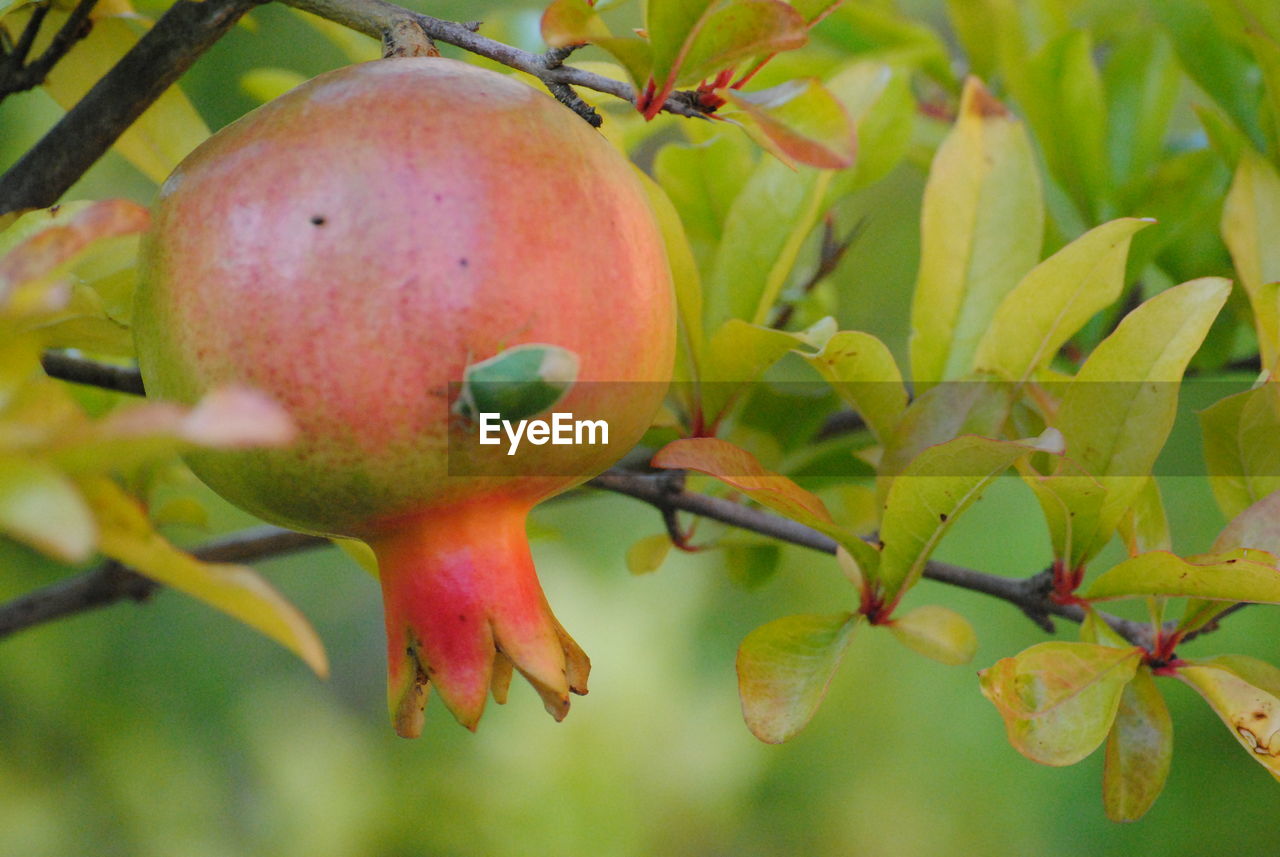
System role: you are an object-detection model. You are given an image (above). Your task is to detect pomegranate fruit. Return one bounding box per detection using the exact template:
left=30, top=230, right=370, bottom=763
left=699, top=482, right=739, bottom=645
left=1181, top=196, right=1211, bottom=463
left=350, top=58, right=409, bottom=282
left=132, top=58, right=675, bottom=736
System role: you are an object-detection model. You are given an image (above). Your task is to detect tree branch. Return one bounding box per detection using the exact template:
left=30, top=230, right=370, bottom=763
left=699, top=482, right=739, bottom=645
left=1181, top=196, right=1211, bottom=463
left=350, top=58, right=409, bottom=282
left=24, top=351, right=1160, bottom=648
left=0, top=526, right=323, bottom=641
left=41, top=351, right=145, bottom=395
left=0, top=0, right=262, bottom=216
left=282, top=0, right=708, bottom=122
left=587, top=469, right=1153, bottom=647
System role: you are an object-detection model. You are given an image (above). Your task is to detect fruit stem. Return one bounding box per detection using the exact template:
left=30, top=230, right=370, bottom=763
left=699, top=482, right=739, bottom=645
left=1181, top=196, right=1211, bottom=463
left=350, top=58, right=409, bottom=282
left=369, top=499, right=589, bottom=736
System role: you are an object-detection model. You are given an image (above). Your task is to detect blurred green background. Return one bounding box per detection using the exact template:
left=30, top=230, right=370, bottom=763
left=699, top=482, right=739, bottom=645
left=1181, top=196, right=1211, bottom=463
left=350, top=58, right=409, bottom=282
left=4, top=0, right=1280, bottom=854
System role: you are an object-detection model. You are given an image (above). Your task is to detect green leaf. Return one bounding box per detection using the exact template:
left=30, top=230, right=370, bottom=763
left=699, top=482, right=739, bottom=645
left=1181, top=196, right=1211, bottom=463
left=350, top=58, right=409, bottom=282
left=723, top=78, right=856, bottom=170
left=1223, top=151, right=1280, bottom=370
left=943, top=0, right=1000, bottom=81
left=653, top=134, right=757, bottom=262
left=1246, top=27, right=1280, bottom=154
left=878, top=431, right=1063, bottom=605
left=1153, top=0, right=1267, bottom=152
left=626, top=533, right=672, bottom=575
left=886, top=604, right=977, bottom=666
left=637, top=171, right=705, bottom=384
left=800, top=329, right=907, bottom=445
left=702, top=316, right=834, bottom=423
left=1200, top=384, right=1280, bottom=520
left=1177, top=659, right=1280, bottom=779
left=1021, top=457, right=1109, bottom=576
left=1039, top=278, right=1231, bottom=567
left=824, top=62, right=914, bottom=193
left=0, top=456, right=95, bottom=562
left=453, top=344, right=579, bottom=424
left=1025, top=30, right=1110, bottom=219
left=651, top=436, right=881, bottom=577
left=1103, top=33, right=1181, bottom=195
left=909, top=77, right=1044, bottom=387
left=647, top=0, right=807, bottom=102
left=1103, top=667, right=1173, bottom=823
left=736, top=612, right=857, bottom=743
left=979, top=642, right=1142, bottom=767
left=678, top=0, right=808, bottom=87
left=1080, top=608, right=1133, bottom=649
left=818, top=3, right=953, bottom=85
left=974, top=219, right=1154, bottom=383
left=82, top=478, right=328, bottom=676
left=877, top=378, right=1015, bottom=490
left=1118, top=477, right=1172, bottom=556
left=725, top=541, right=781, bottom=589
left=705, top=159, right=832, bottom=330
left=1083, top=549, right=1280, bottom=604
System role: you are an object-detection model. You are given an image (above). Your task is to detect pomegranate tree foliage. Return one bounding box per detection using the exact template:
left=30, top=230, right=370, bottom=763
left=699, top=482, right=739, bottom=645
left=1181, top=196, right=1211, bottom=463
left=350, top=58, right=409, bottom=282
left=2, top=0, right=1280, bottom=825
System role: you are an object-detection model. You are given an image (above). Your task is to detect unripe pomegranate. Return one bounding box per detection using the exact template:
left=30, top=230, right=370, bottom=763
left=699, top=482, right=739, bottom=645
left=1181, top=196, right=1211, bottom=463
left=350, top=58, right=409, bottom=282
left=133, top=58, right=675, bottom=736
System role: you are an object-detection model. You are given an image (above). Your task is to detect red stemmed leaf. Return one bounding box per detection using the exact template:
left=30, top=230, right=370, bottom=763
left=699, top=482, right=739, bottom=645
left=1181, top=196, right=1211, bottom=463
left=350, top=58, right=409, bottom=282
left=722, top=78, right=857, bottom=169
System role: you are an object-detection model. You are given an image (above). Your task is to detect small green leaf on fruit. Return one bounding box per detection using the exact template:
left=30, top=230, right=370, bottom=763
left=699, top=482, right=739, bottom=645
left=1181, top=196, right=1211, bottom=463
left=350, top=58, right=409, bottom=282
left=886, top=605, right=977, bottom=666
left=454, top=343, right=580, bottom=424
left=737, top=612, right=856, bottom=743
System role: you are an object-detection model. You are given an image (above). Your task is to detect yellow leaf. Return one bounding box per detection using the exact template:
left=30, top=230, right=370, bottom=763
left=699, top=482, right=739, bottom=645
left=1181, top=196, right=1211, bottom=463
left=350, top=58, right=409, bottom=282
left=886, top=604, right=977, bottom=665
left=81, top=477, right=327, bottom=676
left=626, top=533, right=671, bottom=575
left=36, top=10, right=210, bottom=182
left=0, top=455, right=95, bottom=562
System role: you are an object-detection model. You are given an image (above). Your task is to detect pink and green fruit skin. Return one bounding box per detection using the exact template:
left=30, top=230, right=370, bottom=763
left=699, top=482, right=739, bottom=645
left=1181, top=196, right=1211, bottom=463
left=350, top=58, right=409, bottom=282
left=133, top=58, right=675, bottom=735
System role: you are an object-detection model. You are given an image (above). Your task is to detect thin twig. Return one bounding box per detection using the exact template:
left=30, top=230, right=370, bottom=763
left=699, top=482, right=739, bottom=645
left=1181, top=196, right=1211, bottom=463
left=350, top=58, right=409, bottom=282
left=587, top=469, right=1153, bottom=647
left=282, top=0, right=710, bottom=121
left=0, top=527, right=323, bottom=640
left=0, top=0, right=99, bottom=100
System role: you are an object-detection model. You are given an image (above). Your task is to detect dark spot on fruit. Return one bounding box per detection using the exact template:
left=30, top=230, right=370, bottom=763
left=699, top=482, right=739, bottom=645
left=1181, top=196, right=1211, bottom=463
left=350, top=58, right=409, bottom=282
left=939, top=513, right=948, bottom=522
left=49, top=204, right=61, bottom=216
left=310, top=215, right=327, bottom=226
left=458, top=614, right=466, bottom=622
left=459, top=257, right=469, bottom=268
left=1255, top=711, right=1268, bottom=720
